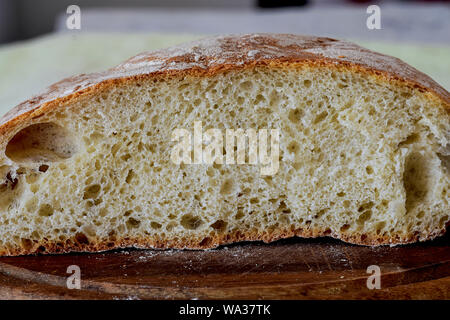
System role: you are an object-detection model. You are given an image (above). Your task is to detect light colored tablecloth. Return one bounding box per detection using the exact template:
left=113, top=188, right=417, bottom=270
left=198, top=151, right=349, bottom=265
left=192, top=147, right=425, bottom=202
left=0, top=33, right=449, bottom=117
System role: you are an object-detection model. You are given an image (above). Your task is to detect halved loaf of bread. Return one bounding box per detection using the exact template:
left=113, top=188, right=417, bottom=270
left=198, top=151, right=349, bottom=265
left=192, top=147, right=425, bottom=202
left=0, top=34, right=448, bottom=255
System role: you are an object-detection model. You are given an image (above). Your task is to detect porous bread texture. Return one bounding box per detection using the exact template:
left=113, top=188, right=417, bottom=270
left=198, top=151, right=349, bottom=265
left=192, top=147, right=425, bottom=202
left=0, top=65, right=449, bottom=255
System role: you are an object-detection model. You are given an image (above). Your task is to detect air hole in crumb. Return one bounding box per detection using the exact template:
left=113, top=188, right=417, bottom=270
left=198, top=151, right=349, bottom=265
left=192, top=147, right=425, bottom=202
left=125, top=169, right=134, bottom=184
left=376, top=221, right=386, bottom=234
left=38, top=203, right=54, bottom=217
left=365, top=166, right=374, bottom=175
left=220, top=179, right=234, bottom=195
left=313, top=111, right=328, bottom=124
left=151, top=222, right=162, bottom=229
left=38, top=164, right=49, bottom=172
left=303, top=79, right=312, bottom=88
left=315, top=208, right=328, bottom=218
left=211, top=220, right=227, bottom=232
left=124, top=210, right=133, bottom=216
left=121, top=153, right=131, bottom=161
left=278, top=201, right=291, bottom=214
left=83, top=184, right=101, bottom=200
left=404, top=152, right=430, bottom=211
left=287, top=141, right=300, bottom=155
left=166, top=223, right=176, bottom=232
left=240, top=81, right=253, bottom=91
left=235, top=208, right=244, bottom=220
left=6, top=122, right=77, bottom=163
left=127, top=217, right=141, bottom=228
left=180, top=214, right=203, bottom=230
left=357, top=210, right=372, bottom=225
left=206, top=167, right=215, bottom=177
left=399, top=133, right=419, bottom=147
left=288, top=108, right=304, bottom=123
left=358, top=201, right=374, bottom=212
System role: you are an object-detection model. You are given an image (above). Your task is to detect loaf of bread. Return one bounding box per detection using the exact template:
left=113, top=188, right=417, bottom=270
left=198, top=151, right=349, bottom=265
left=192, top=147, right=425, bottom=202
left=0, top=34, right=448, bottom=255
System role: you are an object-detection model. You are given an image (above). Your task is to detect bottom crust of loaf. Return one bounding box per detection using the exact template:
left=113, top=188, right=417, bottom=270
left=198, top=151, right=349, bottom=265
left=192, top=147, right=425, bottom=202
left=1, top=225, right=447, bottom=256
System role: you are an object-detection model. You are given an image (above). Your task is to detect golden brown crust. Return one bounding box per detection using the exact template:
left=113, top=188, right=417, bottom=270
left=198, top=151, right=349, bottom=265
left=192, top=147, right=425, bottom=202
left=0, top=224, right=447, bottom=256
left=0, top=34, right=449, bottom=255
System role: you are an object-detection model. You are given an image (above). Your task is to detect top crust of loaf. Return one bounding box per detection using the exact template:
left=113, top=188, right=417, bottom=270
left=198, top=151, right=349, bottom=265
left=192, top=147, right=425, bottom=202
left=1, top=33, right=449, bottom=137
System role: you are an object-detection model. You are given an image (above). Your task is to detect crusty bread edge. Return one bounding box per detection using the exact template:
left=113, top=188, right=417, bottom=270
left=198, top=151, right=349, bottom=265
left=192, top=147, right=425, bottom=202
left=1, top=221, right=448, bottom=256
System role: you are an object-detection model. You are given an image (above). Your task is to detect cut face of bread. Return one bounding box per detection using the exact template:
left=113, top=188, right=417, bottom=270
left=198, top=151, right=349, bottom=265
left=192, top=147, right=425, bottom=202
left=0, top=34, right=449, bottom=255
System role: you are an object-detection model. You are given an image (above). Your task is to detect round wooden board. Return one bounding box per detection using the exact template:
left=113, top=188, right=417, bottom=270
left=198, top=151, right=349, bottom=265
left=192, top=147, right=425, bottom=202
left=0, top=233, right=448, bottom=300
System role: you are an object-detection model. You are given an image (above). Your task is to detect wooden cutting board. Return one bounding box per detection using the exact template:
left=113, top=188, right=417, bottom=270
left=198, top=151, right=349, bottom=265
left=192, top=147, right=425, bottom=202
left=0, top=233, right=448, bottom=300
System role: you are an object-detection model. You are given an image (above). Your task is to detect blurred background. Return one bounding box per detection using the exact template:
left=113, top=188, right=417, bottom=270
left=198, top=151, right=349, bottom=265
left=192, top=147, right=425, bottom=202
left=1, top=0, right=450, bottom=44
left=0, top=0, right=449, bottom=115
